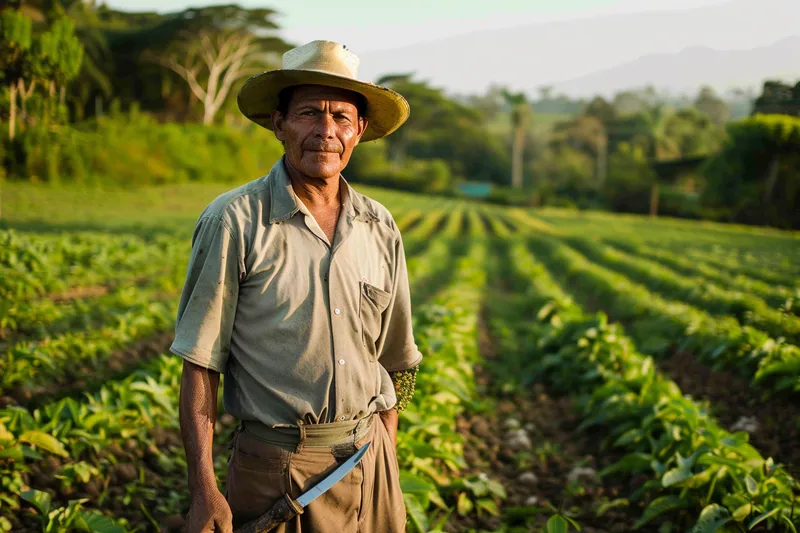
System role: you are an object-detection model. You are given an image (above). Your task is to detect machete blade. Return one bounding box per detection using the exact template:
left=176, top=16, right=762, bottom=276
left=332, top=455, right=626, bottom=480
left=295, top=441, right=371, bottom=508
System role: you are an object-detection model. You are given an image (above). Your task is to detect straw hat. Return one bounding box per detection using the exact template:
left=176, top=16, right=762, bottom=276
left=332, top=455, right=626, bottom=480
left=237, top=40, right=410, bottom=142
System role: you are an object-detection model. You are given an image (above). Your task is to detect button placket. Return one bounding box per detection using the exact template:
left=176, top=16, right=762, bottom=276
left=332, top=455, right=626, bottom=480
left=328, top=256, right=349, bottom=423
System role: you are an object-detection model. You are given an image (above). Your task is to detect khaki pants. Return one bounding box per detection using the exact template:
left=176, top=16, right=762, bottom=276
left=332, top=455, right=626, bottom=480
left=226, top=416, right=406, bottom=532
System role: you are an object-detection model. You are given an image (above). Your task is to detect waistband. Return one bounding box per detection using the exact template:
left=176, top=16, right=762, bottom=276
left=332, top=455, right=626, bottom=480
left=241, top=415, right=374, bottom=451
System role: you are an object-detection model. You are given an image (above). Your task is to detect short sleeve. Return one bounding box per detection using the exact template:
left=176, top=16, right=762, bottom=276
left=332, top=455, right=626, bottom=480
left=170, top=215, right=242, bottom=373
left=376, top=232, right=423, bottom=373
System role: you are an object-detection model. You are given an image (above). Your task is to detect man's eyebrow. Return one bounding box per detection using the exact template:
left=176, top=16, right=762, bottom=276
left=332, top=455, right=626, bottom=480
left=293, top=102, right=324, bottom=111
left=330, top=103, right=358, bottom=114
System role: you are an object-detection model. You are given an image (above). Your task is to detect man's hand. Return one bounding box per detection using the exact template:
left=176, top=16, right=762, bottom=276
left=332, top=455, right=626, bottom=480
left=186, top=488, right=233, bottom=533
left=180, top=361, right=228, bottom=531
left=378, top=409, right=399, bottom=447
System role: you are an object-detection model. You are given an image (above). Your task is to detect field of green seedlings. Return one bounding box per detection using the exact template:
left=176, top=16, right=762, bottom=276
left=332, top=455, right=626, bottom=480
left=1, top=182, right=798, bottom=533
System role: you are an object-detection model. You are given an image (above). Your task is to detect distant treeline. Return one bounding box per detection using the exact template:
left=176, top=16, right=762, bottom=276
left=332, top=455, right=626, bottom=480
left=1, top=2, right=799, bottom=228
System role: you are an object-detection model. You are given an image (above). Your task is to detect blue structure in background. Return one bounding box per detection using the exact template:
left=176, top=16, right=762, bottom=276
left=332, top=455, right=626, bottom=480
left=456, top=182, right=494, bottom=199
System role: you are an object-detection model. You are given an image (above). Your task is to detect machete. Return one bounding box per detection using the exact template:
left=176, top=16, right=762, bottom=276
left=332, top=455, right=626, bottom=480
left=233, top=441, right=371, bottom=533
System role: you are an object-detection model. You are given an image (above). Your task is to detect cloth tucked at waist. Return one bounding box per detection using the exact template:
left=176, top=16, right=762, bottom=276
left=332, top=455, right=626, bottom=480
left=242, top=415, right=374, bottom=450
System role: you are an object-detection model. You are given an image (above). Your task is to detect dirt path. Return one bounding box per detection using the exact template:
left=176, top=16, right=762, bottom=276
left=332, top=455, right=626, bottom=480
left=660, top=350, right=800, bottom=479
left=449, top=269, right=644, bottom=532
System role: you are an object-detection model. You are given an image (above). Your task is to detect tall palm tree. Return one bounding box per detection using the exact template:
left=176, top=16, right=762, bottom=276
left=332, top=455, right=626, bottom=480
left=640, top=104, right=679, bottom=217
left=502, top=89, right=531, bottom=189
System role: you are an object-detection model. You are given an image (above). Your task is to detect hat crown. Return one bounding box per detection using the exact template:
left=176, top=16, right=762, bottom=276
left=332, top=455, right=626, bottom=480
left=282, top=40, right=360, bottom=79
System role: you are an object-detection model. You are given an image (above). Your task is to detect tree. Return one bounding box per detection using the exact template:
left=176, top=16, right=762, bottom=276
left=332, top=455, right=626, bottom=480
left=554, top=115, right=608, bottom=184
left=364, top=75, right=509, bottom=186
left=503, top=89, right=531, bottom=189
left=584, top=96, right=616, bottom=126
left=694, top=86, right=731, bottom=125
left=752, top=80, right=800, bottom=116
left=144, top=6, right=289, bottom=125
left=613, top=90, right=649, bottom=116
left=1, top=9, right=33, bottom=139
left=35, top=16, right=84, bottom=120
left=702, top=114, right=800, bottom=228
left=465, top=84, right=505, bottom=122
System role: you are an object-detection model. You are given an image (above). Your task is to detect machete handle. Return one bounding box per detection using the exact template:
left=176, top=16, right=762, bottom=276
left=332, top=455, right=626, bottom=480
left=233, top=493, right=304, bottom=533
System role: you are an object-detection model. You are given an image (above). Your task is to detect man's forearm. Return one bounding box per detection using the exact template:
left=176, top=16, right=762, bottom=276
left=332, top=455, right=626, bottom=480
left=179, top=360, right=221, bottom=494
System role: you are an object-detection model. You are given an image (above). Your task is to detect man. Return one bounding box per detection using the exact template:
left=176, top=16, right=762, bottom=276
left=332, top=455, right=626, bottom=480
left=171, top=41, right=422, bottom=533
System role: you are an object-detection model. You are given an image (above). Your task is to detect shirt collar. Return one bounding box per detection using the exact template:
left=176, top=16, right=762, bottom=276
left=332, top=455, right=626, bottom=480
left=268, top=157, right=376, bottom=224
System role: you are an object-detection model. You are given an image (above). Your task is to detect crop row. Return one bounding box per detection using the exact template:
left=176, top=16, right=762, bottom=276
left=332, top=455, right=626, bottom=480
left=0, top=287, right=177, bottom=404
left=0, top=230, right=187, bottom=304
left=398, top=239, right=511, bottom=532
left=565, top=236, right=800, bottom=343
left=496, top=238, right=799, bottom=531
left=604, top=238, right=798, bottom=316
left=527, top=235, right=800, bottom=395
left=662, top=243, right=799, bottom=289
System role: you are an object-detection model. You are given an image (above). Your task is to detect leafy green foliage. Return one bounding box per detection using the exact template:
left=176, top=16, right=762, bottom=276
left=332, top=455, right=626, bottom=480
left=702, top=114, right=800, bottom=228
left=498, top=238, right=799, bottom=531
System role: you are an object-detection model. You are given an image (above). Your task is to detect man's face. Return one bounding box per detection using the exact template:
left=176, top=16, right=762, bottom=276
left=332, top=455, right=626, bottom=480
left=272, top=85, right=368, bottom=180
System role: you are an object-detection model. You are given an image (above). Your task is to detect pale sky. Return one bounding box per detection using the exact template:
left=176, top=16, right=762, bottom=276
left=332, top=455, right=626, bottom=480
left=102, top=0, right=729, bottom=53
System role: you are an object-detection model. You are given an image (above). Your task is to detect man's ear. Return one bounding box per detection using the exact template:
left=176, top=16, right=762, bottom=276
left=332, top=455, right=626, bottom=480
left=272, top=110, right=286, bottom=142
left=355, top=116, right=369, bottom=145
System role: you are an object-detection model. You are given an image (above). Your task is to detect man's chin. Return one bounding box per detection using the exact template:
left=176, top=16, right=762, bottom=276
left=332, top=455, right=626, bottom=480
left=297, top=162, right=342, bottom=180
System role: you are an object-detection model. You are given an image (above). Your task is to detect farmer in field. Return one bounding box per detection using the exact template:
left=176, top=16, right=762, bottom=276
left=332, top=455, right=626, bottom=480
left=170, top=40, right=421, bottom=533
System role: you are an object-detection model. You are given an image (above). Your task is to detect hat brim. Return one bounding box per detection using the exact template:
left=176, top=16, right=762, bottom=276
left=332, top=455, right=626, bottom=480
left=237, top=69, right=410, bottom=142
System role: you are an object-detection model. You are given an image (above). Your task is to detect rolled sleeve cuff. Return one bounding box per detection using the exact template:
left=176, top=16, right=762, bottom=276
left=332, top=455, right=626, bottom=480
left=170, top=342, right=226, bottom=373
left=381, top=344, right=423, bottom=373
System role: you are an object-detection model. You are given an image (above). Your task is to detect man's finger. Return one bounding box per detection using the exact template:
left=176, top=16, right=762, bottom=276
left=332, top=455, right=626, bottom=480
left=216, top=517, right=234, bottom=533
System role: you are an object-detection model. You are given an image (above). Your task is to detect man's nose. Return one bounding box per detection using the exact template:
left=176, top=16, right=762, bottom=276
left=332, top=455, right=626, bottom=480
left=313, top=113, right=336, bottom=138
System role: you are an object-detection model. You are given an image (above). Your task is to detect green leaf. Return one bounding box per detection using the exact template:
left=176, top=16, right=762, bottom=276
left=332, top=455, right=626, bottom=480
left=634, top=496, right=688, bottom=529
left=747, top=508, right=780, bottom=529
left=403, top=494, right=429, bottom=533
left=20, top=489, right=52, bottom=515
left=563, top=515, right=582, bottom=531
left=691, top=504, right=731, bottom=533
left=400, top=471, right=436, bottom=494
left=596, top=498, right=629, bottom=517
left=18, top=430, right=69, bottom=458
left=662, top=466, right=693, bottom=487
left=0, top=447, right=25, bottom=461
left=599, top=453, right=651, bottom=476
left=476, top=498, right=500, bottom=517
left=780, top=514, right=798, bottom=533
left=744, top=474, right=758, bottom=496
left=457, top=492, right=473, bottom=516
left=764, top=457, right=774, bottom=475
left=79, top=512, right=126, bottom=533
left=545, top=515, right=569, bottom=533
left=613, top=428, right=643, bottom=447
left=731, top=503, right=751, bottom=522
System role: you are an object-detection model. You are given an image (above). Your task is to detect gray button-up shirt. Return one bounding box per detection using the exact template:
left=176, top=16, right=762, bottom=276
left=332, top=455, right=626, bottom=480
left=170, top=158, right=422, bottom=427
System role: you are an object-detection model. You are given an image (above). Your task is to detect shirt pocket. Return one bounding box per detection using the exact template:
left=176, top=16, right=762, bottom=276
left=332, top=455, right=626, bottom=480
left=358, top=281, right=392, bottom=362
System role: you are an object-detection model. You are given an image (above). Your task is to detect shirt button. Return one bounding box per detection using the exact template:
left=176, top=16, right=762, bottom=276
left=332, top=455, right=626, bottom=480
left=334, top=308, right=341, bottom=315
left=338, top=359, right=345, bottom=365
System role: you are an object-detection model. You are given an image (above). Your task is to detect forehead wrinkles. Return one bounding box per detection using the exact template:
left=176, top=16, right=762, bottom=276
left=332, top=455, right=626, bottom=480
left=290, top=86, right=361, bottom=112
left=293, top=98, right=358, bottom=114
